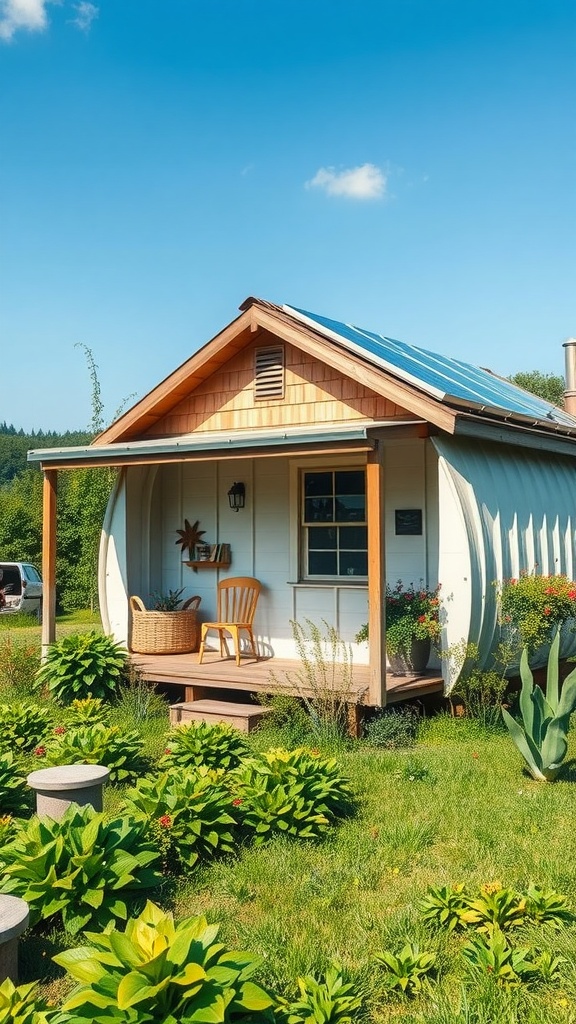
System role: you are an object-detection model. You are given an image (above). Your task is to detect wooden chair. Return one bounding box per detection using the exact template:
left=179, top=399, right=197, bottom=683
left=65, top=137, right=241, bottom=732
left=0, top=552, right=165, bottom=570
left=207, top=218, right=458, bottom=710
left=198, top=576, right=262, bottom=667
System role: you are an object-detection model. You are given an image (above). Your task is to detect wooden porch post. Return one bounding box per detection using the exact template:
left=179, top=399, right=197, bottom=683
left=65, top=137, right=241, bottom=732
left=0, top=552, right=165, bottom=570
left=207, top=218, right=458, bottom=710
left=366, top=445, right=386, bottom=706
left=41, top=469, right=57, bottom=656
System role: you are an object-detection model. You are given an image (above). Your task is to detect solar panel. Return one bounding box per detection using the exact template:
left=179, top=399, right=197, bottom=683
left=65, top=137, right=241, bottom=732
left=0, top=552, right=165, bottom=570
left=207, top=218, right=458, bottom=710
left=285, top=305, right=574, bottom=427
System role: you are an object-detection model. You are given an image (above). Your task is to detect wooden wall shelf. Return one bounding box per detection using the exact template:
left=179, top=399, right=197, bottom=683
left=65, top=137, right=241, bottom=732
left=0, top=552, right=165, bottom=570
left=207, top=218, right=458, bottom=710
left=185, top=561, right=230, bottom=569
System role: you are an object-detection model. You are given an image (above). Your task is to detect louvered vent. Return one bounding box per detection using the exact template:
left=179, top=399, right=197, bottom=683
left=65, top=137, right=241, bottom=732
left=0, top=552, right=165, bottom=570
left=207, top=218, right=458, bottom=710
left=254, top=345, right=285, bottom=400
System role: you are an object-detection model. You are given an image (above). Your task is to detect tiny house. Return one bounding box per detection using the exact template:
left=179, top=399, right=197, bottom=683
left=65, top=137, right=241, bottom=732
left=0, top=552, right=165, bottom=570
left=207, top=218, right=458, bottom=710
left=29, top=300, right=576, bottom=707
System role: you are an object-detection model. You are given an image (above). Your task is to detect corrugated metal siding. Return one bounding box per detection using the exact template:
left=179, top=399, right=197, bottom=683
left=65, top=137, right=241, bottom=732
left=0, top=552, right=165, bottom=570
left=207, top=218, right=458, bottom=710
left=434, top=437, right=576, bottom=681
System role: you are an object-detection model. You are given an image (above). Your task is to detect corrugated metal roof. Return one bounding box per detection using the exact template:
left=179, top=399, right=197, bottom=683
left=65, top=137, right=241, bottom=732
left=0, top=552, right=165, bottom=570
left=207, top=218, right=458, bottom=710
left=285, top=304, right=575, bottom=428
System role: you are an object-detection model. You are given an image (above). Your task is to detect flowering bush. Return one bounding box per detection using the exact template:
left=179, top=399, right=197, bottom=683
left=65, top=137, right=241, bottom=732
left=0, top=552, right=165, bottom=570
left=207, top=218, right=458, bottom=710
left=495, top=569, right=576, bottom=654
left=356, top=579, right=442, bottom=655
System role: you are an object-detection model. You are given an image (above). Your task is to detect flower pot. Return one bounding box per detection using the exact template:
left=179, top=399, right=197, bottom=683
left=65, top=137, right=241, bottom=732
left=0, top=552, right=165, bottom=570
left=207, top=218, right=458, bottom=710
left=388, top=637, right=431, bottom=676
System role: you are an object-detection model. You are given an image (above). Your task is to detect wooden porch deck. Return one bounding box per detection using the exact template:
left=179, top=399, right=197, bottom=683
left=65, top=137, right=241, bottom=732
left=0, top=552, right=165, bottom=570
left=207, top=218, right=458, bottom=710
left=129, top=650, right=444, bottom=706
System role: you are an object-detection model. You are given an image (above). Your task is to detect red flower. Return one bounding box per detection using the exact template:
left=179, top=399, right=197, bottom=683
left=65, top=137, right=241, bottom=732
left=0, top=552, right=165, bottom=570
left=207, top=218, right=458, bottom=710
left=418, top=615, right=426, bottom=623
left=34, top=746, right=46, bottom=757
left=544, top=607, right=551, bottom=616
left=53, top=726, right=66, bottom=735
left=158, top=814, right=172, bottom=828
left=232, top=798, right=243, bottom=806
left=569, top=590, right=576, bottom=600
left=164, top=749, right=172, bottom=755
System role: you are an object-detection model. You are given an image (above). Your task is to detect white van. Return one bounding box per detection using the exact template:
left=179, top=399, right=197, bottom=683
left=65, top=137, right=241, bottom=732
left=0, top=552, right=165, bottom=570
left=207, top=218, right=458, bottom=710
left=0, top=562, right=43, bottom=618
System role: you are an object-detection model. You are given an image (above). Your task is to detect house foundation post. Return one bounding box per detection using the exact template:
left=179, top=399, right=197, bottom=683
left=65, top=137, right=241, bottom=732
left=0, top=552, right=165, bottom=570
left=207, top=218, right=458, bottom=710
left=366, top=444, right=386, bottom=706
left=41, top=469, right=57, bottom=656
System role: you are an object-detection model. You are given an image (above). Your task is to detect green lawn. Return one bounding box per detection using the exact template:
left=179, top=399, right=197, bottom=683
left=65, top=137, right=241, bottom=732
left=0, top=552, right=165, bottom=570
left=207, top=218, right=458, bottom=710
left=1, top=617, right=576, bottom=1021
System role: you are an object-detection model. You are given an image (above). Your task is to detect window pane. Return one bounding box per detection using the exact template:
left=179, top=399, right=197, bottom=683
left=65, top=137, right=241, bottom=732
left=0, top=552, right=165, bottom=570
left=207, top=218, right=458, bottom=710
left=339, top=551, right=368, bottom=576
left=304, top=472, right=332, bottom=497
left=308, top=550, right=338, bottom=575
left=339, top=526, right=367, bottom=549
left=335, top=470, right=365, bottom=495
left=304, top=497, right=334, bottom=522
left=335, top=495, right=365, bottom=522
left=308, top=527, right=337, bottom=550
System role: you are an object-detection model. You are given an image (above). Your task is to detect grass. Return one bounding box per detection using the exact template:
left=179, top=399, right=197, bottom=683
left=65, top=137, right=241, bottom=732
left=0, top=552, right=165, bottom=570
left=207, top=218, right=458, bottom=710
left=1, top=616, right=576, bottom=1021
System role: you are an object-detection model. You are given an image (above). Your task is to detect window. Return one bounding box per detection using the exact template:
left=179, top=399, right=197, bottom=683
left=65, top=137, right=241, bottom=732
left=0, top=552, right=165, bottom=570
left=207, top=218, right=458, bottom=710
left=302, top=469, right=367, bottom=578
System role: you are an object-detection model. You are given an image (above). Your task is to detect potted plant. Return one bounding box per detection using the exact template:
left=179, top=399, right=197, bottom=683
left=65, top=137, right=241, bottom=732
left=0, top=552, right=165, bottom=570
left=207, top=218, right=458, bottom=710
left=129, top=590, right=202, bottom=655
left=495, top=569, right=576, bottom=663
left=356, top=580, right=442, bottom=675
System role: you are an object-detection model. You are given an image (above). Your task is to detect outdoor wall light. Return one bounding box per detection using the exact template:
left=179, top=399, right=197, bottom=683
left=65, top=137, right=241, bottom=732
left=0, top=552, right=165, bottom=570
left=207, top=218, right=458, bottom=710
left=227, top=481, right=246, bottom=511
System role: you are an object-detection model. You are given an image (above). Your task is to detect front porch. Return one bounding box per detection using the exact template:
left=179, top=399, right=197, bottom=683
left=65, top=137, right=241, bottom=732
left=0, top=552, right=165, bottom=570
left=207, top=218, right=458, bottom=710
left=129, top=650, right=445, bottom=706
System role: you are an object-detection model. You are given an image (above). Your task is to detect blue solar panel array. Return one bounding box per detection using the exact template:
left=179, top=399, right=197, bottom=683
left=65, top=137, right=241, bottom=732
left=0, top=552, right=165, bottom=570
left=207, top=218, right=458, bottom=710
left=286, top=305, right=574, bottom=427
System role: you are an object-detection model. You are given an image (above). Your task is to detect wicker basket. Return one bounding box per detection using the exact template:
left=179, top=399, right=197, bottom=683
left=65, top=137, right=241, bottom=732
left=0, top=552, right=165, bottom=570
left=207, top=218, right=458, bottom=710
left=129, top=595, right=201, bottom=654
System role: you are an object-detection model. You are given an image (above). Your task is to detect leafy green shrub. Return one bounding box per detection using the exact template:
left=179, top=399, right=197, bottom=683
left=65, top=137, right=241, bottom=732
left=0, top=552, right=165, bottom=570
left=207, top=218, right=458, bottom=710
left=418, top=884, right=469, bottom=933
left=0, top=751, right=29, bottom=816
left=419, top=881, right=574, bottom=933
left=278, top=965, right=364, bottom=1023
left=364, top=706, right=420, bottom=749
left=54, top=899, right=276, bottom=1022
left=124, top=766, right=237, bottom=872
left=230, top=747, right=353, bottom=844
left=0, top=979, right=50, bottom=1024
left=35, top=631, right=128, bottom=703
left=374, top=943, right=437, bottom=996
left=40, top=723, right=147, bottom=783
left=161, top=720, right=249, bottom=771
left=0, top=804, right=161, bottom=933
left=502, top=627, right=576, bottom=780
left=0, top=701, right=53, bottom=754
left=0, top=815, right=19, bottom=847
left=65, top=696, right=110, bottom=725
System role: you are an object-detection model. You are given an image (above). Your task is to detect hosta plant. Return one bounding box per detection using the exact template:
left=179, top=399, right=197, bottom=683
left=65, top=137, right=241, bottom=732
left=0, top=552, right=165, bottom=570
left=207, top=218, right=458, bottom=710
left=278, top=965, right=364, bottom=1023
left=54, top=899, right=276, bottom=1022
left=230, top=748, right=353, bottom=845
left=65, top=696, right=110, bottom=726
left=460, top=884, right=527, bottom=932
left=36, top=631, right=128, bottom=703
left=0, top=701, right=53, bottom=754
left=418, top=883, right=469, bottom=933
left=0, top=979, right=51, bottom=1024
left=161, top=720, right=249, bottom=771
left=502, top=627, right=576, bottom=781
left=0, top=751, right=30, bottom=816
left=0, top=815, right=19, bottom=848
left=374, top=943, right=437, bottom=996
left=124, top=766, right=237, bottom=872
left=525, top=885, right=575, bottom=927
left=0, top=804, right=161, bottom=933
left=41, top=723, right=147, bottom=784
left=461, top=928, right=539, bottom=988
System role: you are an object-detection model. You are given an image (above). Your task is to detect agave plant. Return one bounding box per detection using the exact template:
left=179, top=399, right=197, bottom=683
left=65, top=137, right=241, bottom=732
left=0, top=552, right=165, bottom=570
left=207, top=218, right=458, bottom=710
left=502, top=627, right=576, bottom=781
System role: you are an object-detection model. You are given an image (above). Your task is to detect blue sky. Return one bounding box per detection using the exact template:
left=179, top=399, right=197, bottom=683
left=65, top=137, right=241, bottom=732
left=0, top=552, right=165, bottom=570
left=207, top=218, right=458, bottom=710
left=1, top=0, right=574, bottom=432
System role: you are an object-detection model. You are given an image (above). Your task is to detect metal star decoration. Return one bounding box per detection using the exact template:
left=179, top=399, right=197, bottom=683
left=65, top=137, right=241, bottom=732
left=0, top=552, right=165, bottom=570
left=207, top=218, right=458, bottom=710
left=175, top=519, right=206, bottom=561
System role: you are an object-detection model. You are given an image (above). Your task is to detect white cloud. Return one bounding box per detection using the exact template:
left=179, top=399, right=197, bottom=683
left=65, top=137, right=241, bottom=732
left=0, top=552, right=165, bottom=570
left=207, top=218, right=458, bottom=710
left=69, top=0, right=97, bottom=32
left=0, top=0, right=51, bottom=41
left=305, top=163, right=387, bottom=200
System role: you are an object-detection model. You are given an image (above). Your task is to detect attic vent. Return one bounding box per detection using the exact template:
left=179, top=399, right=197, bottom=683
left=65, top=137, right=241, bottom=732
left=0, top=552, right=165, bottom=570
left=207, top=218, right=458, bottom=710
left=254, top=345, right=285, bottom=400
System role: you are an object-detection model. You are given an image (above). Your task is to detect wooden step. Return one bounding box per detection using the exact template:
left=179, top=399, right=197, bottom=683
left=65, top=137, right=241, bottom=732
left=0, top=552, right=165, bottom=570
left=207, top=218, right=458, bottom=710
left=169, top=699, right=273, bottom=733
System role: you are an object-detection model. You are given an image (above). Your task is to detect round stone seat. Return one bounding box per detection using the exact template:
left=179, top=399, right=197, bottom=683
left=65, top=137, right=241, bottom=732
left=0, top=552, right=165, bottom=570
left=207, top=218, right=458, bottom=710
left=27, top=763, right=110, bottom=820
left=0, top=895, right=29, bottom=983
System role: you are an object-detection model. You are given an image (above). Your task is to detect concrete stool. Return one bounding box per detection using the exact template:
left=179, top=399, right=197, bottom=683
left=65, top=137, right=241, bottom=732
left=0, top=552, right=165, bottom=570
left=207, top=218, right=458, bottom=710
left=26, top=764, right=110, bottom=820
left=0, top=895, right=29, bottom=984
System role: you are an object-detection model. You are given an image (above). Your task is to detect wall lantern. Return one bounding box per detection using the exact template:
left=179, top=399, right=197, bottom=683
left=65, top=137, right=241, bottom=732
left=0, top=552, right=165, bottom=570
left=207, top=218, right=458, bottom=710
left=227, top=481, right=246, bottom=512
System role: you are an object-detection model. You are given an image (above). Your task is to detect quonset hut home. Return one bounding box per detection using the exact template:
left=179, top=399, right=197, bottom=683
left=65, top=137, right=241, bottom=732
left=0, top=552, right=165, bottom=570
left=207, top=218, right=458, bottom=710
left=29, top=299, right=576, bottom=713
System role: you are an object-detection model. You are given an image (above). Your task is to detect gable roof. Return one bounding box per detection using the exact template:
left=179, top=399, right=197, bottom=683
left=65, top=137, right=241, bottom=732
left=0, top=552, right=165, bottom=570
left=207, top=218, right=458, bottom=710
left=27, top=297, right=576, bottom=469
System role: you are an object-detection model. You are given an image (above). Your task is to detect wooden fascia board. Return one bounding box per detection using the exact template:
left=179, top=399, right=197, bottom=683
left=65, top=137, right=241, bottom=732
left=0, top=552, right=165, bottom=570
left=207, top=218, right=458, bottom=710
left=94, top=309, right=256, bottom=445
left=252, top=307, right=458, bottom=434
left=37, top=439, right=375, bottom=472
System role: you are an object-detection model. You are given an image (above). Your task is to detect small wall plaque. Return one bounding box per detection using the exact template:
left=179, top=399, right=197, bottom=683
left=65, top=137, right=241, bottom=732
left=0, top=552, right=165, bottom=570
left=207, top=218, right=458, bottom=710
left=395, top=509, right=423, bottom=536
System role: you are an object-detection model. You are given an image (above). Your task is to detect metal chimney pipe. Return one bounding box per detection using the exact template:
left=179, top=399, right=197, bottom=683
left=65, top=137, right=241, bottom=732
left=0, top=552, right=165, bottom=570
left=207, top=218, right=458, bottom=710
left=563, top=338, right=576, bottom=415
